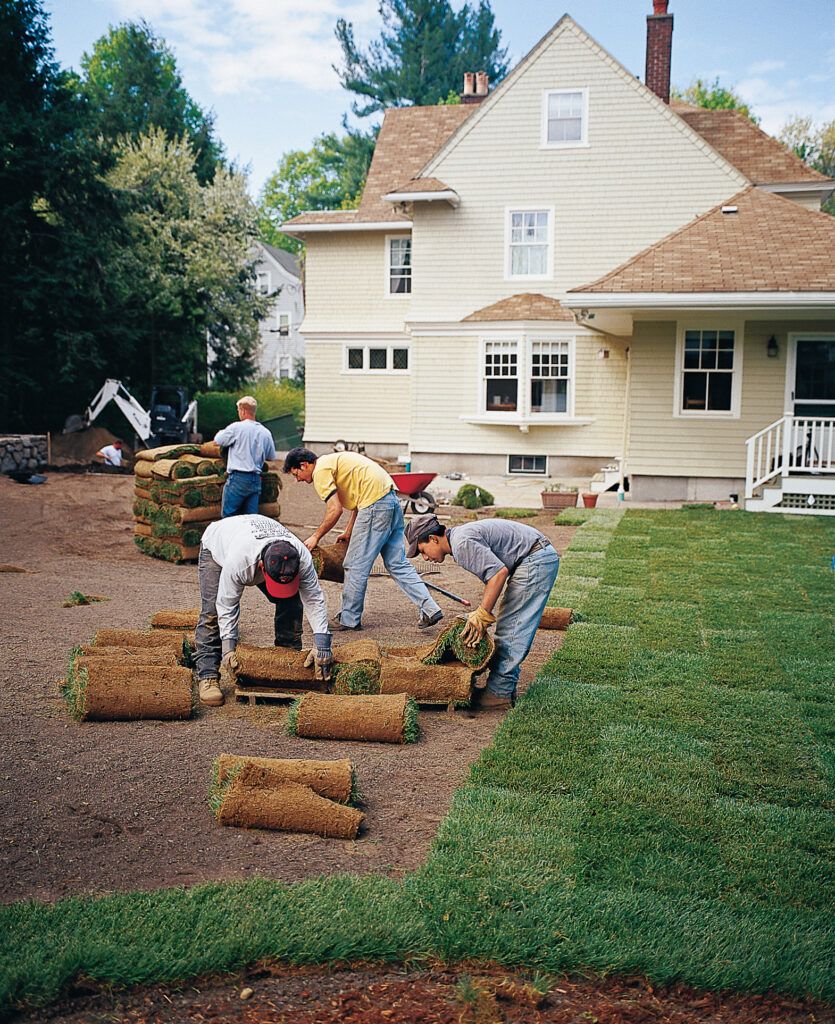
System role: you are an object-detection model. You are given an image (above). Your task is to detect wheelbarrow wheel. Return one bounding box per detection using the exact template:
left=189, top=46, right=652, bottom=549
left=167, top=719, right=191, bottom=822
left=410, top=491, right=436, bottom=514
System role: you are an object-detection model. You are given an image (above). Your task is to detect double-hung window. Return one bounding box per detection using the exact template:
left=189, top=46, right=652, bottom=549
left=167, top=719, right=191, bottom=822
left=542, top=88, right=588, bottom=147
left=256, top=271, right=270, bottom=295
left=277, top=312, right=290, bottom=336
left=506, top=208, right=553, bottom=279
left=345, top=345, right=409, bottom=373
left=677, top=328, right=740, bottom=416
left=387, top=236, right=411, bottom=295
left=484, top=341, right=518, bottom=412
left=530, top=340, right=569, bottom=414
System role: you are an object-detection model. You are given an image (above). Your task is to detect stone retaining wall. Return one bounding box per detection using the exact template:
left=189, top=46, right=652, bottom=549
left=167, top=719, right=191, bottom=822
left=0, top=435, right=48, bottom=473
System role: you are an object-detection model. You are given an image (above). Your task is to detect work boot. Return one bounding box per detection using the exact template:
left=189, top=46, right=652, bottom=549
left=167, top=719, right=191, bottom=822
left=479, top=691, right=512, bottom=711
left=198, top=677, right=224, bottom=707
left=330, top=614, right=362, bottom=632
left=418, top=610, right=443, bottom=629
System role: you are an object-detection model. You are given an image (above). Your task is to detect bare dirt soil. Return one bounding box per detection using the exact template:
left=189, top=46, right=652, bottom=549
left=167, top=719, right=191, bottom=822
left=0, top=472, right=572, bottom=905
left=16, top=963, right=832, bottom=1024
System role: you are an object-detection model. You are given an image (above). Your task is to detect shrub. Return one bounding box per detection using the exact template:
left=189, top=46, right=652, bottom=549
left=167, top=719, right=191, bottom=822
left=196, top=377, right=305, bottom=437
left=453, top=484, right=495, bottom=509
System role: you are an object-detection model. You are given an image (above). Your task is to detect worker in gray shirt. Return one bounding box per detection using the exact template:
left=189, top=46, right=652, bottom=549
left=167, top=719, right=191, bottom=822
left=405, top=514, right=559, bottom=710
left=195, top=514, right=332, bottom=707
left=215, top=395, right=277, bottom=517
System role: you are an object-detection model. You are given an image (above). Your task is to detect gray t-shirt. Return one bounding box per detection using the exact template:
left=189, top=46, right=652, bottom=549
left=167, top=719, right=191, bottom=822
left=214, top=419, right=276, bottom=474
left=447, top=520, right=549, bottom=583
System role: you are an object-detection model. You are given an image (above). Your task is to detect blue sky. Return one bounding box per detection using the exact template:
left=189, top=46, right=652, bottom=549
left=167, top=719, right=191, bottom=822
left=45, top=0, right=835, bottom=196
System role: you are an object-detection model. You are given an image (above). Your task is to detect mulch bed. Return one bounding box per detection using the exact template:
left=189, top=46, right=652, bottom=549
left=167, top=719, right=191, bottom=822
left=17, top=963, right=831, bottom=1023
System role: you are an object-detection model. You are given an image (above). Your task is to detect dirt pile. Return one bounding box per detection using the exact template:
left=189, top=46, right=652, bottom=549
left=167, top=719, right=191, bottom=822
left=50, top=427, right=133, bottom=467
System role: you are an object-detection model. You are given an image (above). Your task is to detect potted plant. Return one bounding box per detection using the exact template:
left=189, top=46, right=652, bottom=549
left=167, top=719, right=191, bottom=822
left=540, top=482, right=578, bottom=510
left=581, top=491, right=599, bottom=508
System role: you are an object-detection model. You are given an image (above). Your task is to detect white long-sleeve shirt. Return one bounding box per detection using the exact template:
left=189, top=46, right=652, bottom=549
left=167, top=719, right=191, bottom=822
left=201, top=515, right=329, bottom=642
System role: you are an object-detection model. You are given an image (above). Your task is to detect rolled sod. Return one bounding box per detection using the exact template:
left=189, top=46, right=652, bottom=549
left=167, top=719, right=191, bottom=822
left=212, top=754, right=357, bottom=805
left=133, top=486, right=152, bottom=501
left=78, top=644, right=179, bottom=665
left=156, top=503, right=221, bottom=525
left=332, top=639, right=382, bottom=695
left=133, top=497, right=161, bottom=520
left=150, top=609, right=200, bottom=631
left=133, top=523, right=152, bottom=537
left=288, top=692, right=420, bottom=744
left=379, top=655, right=473, bottom=705
left=232, top=645, right=320, bottom=688
left=149, top=476, right=224, bottom=508
left=422, top=616, right=495, bottom=671
left=539, top=606, right=574, bottom=630
left=150, top=458, right=196, bottom=480
left=133, top=460, right=154, bottom=479
left=135, top=443, right=202, bottom=462
left=93, top=628, right=190, bottom=655
left=257, top=501, right=280, bottom=519
left=200, top=440, right=222, bottom=458
left=151, top=518, right=208, bottom=546
left=62, top=662, right=193, bottom=721
left=311, top=541, right=347, bottom=583
left=134, top=535, right=201, bottom=563
left=260, top=472, right=280, bottom=504
left=215, top=770, right=363, bottom=839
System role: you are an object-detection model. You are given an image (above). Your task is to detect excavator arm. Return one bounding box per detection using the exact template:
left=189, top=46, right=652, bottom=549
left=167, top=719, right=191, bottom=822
left=68, top=379, right=152, bottom=442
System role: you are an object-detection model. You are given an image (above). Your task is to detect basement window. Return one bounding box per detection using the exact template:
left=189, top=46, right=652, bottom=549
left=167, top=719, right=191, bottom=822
left=508, top=455, right=547, bottom=474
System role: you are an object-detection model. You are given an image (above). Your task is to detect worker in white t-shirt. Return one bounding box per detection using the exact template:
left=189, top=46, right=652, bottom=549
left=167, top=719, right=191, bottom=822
left=95, top=441, right=124, bottom=467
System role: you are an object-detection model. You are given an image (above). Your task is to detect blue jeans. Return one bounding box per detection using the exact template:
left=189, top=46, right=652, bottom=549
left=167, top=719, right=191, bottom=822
left=222, top=471, right=261, bottom=517
left=339, top=490, right=441, bottom=627
left=485, top=546, right=560, bottom=699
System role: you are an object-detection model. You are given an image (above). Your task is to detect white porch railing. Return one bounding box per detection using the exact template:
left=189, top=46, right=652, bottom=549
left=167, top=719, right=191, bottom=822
left=745, top=415, right=835, bottom=499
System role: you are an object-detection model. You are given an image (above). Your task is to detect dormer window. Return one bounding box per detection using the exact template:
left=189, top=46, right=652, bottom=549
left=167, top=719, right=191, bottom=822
left=542, top=88, right=589, bottom=148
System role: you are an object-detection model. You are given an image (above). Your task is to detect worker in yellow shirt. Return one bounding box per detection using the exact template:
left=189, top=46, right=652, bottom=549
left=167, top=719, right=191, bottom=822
left=283, top=447, right=443, bottom=631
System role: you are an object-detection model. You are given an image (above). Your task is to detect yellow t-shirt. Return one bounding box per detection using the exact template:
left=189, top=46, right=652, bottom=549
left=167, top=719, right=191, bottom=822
left=312, top=452, right=394, bottom=511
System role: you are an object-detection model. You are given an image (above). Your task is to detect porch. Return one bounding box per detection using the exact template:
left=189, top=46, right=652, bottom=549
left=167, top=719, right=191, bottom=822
left=745, top=415, right=835, bottom=514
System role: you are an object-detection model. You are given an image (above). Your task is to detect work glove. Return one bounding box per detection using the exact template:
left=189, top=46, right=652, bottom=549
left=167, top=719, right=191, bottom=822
left=460, top=606, right=496, bottom=647
left=304, top=633, right=333, bottom=682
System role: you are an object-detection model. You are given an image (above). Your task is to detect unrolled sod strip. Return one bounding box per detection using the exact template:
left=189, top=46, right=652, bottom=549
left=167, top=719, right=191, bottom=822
left=150, top=609, right=200, bottom=630
left=212, top=754, right=357, bottom=805
left=215, top=769, right=363, bottom=838
left=289, top=692, right=419, bottom=744
left=65, top=663, right=193, bottom=721
left=379, top=656, right=473, bottom=705
left=539, top=607, right=574, bottom=630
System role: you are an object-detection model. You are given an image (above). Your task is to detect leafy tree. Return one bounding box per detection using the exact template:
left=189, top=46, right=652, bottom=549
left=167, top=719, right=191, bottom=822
left=672, top=77, right=759, bottom=124
left=0, top=0, right=128, bottom=431
left=779, top=115, right=835, bottom=215
left=106, top=129, right=269, bottom=395
left=335, top=0, right=508, bottom=118
left=257, top=128, right=377, bottom=254
left=78, top=20, right=222, bottom=183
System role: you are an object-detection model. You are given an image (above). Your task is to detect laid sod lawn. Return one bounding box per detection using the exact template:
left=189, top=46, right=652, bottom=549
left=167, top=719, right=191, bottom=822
left=2, top=509, right=833, bottom=1011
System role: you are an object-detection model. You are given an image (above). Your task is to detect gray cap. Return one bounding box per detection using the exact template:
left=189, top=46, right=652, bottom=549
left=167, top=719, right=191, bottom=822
left=404, top=513, right=441, bottom=558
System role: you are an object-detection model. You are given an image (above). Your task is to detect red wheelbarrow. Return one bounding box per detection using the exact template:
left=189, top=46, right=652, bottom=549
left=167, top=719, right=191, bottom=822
left=390, top=471, right=437, bottom=514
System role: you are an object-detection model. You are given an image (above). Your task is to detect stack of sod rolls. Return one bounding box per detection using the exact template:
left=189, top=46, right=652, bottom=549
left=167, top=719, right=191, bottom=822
left=209, top=755, right=363, bottom=838
left=132, top=443, right=282, bottom=563
left=60, top=629, right=194, bottom=721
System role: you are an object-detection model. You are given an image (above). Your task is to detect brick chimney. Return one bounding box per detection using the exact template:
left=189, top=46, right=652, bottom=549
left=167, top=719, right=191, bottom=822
left=645, top=0, right=673, bottom=103
left=461, top=71, right=489, bottom=104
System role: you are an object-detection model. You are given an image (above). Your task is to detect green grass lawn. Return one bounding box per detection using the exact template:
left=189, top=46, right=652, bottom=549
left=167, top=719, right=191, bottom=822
left=2, top=509, right=833, bottom=1012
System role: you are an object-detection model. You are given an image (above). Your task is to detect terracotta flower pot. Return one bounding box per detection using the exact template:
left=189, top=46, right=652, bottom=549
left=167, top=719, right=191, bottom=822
left=581, top=492, right=598, bottom=508
left=541, top=491, right=577, bottom=510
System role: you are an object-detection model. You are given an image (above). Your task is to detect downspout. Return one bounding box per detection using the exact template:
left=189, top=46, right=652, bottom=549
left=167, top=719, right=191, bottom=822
left=619, top=346, right=632, bottom=499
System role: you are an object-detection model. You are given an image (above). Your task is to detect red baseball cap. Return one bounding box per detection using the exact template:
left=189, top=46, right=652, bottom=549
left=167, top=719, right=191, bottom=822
left=262, top=540, right=301, bottom=598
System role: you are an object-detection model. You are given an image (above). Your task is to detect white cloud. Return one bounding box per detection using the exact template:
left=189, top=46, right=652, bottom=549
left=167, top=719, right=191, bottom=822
left=110, top=0, right=380, bottom=95
left=746, top=58, right=785, bottom=75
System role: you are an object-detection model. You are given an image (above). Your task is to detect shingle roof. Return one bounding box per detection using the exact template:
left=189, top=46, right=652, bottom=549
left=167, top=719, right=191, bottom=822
left=259, top=241, right=300, bottom=277
left=672, top=105, right=829, bottom=185
left=571, top=187, right=835, bottom=294
left=388, top=176, right=455, bottom=194
left=284, top=105, right=475, bottom=228
left=463, top=293, right=576, bottom=321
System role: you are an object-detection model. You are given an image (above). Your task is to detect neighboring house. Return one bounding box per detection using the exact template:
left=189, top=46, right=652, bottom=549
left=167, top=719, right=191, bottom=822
left=284, top=1, right=835, bottom=513
left=253, top=241, right=305, bottom=380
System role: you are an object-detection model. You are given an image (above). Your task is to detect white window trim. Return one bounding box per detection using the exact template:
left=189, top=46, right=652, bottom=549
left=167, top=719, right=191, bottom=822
left=507, top=454, right=549, bottom=475
left=673, top=321, right=744, bottom=419
left=256, top=270, right=271, bottom=295
left=540, top=87, right=590, bottom=149
left=277, top=311, right=291, bottom=335
left=472, top=335, right=578, bottom=422
left=385, top=234, right=412, bottom=299
left=785, top=332, right=835, bottom=415
left=342, top=344, right=410, bottom=375
left=504, top=206, right=555, bottom=282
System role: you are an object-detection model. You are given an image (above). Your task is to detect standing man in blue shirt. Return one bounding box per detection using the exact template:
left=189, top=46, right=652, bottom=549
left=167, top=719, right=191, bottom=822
left=215, top=395, right=277, bottom=518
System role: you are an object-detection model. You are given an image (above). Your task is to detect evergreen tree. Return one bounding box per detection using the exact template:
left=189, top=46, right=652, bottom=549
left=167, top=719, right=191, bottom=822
left=335, top=0, right=508, bottom=117
left=78, top=21, right=223, bottom=183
